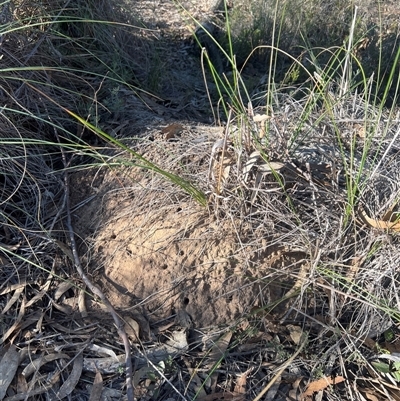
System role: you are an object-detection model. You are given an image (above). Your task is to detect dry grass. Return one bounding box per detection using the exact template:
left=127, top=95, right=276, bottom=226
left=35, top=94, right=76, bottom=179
left=204, top=0, right=400, bottom=106
left=77, top=85, right=400, bottom=400
left=70, top=85, right=400, bottom=400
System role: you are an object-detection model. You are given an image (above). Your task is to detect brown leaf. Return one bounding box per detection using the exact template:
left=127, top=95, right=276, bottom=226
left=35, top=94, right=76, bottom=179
left=3, top=372, right=59, bottom=401
left=133, top=366, right=155, bottom=387
left=18, top=312, right=45, bottom=337
left=0, top=254, right=8, bottom=266
left=22, top=353, right=70, bottom=378
left=54, top=239, right=74, bottom=261
left=0, top=345, right=19, bottom=399
left=206, top=331, right=233, bottom=367
left=301, top=376, right=345, bottom=399
left=205, top=331, right=233, bottom=394
left=52, top=353, right=84, bottom=400
left=25, top=280, right=51, bottom=308
left=289, top=377, right=303, bottom=400
left=363, top=392, right=379, bottom=401
left=54, top=280, right=74, bottom=301
left=0, top=283, right=27, bottom=296
left=242, top=151, right=260, bottom=181
left=51, top=299, right=74, bottom=315
left=124, top=317, right=140, bottom=342
left=131, top=313, right=151, bottom=341
left=161, top=123, right=184, bottom=139
left=88, top=370, right=103, bottom=401
left=287, top=325, right=303, bottom=345
left=214, top=153, right=234, bottom=194
left=208, top=137, right=235, bottom=194
left=1, top=297, right=26, bottom=344
left=359, top=206, right=400, bottom=232
left=234, top=368, right=251, bottom=394
left=3, top=384, right=54, bottom=401
left=17, top=373, right=28, bottom=394
left=2, top=285, right=24, bottom=314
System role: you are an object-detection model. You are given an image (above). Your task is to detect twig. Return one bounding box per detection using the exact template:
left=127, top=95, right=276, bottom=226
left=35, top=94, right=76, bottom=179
left=252, top=334, right=308, bottom=401
left=60, top=152, right=135, bottom=401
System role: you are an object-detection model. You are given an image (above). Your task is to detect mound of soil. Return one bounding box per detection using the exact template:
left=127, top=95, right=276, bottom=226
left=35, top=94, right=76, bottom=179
left=71, top=124, right=306, bottom=329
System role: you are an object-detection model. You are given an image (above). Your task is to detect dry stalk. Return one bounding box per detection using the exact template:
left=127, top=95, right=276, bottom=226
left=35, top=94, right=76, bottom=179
left=252, top=334, right=308, bottom=401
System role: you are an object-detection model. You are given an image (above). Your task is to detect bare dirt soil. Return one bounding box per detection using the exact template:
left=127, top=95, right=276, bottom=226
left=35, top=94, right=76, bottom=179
left=69, top=0, right=400, bottom=347
left=70, top=124, right=302, bottom=330
left=67, top=0, right=292, bottom=331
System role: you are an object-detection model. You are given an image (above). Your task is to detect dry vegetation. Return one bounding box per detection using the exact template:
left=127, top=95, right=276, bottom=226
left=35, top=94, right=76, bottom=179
left=1, top=1, right=400, bottom=400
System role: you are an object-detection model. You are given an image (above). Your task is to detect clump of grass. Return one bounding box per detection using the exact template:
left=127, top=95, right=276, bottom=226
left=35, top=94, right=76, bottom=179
left=194, top=0, right=399, bottom=108
left=175, top=0, right=400, bottom=397
left=0, top=1, right=208, bottom=399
